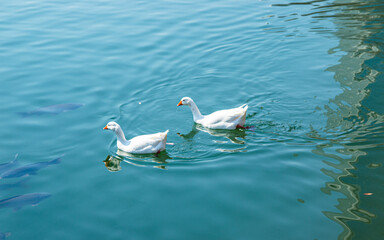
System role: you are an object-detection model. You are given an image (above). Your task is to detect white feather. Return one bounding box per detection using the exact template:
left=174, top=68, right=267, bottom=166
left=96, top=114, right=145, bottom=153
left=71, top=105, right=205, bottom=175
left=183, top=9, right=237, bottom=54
left=178, top=97, right=248, bottom=130
left=105, top=122, right=169, bottom=154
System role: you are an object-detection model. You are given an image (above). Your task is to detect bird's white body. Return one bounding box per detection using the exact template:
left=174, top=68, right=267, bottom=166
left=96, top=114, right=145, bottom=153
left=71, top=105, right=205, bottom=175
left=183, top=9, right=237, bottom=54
left=104, top=122, right=168, bottom=154
left=117, top=131, right=169, bottom=154
left=178, top=97, right=248, bottom=130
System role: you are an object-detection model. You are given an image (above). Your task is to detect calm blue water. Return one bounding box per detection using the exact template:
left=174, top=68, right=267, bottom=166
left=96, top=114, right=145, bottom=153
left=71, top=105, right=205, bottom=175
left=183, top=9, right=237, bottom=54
left=1, top=0, right=384, bottom=239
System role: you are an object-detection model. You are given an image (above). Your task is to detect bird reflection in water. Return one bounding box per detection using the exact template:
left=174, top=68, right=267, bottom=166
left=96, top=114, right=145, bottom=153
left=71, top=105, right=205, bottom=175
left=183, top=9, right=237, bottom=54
left=103, top=150, right=171, bottom=171
left=103, top=155, right=122, bottom=172
left=177, top=124, right=248, bottom=152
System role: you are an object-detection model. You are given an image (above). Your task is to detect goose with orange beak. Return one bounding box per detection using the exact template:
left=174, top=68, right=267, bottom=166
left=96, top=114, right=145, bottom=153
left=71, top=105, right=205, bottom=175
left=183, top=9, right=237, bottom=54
left=103, top=121, right=169, bottom=154
left=177, top=97, right=248, bottom=130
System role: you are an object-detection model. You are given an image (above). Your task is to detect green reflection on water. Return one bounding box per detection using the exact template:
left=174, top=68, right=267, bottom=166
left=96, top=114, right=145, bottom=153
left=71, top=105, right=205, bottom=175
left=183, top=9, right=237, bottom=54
left=307, top=0, right=384, bottom=239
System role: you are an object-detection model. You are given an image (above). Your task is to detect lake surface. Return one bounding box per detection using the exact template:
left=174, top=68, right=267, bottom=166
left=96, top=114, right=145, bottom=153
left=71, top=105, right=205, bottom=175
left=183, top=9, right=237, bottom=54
left=1, top=0, right=383, bottom=239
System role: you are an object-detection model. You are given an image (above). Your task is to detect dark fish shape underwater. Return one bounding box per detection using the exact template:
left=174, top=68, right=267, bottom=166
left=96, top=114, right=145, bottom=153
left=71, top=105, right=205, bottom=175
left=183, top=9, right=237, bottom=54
left=0, top=157, right=61, bottom=179
left=18, top=103, right=84, bottom=117
left=0, top=231, right=10, bottom=240
left=0, top=193, right=51, bottom=211
left=0, top=178, right=27, bottom=191
left=0, top=154, right=18, bottom=175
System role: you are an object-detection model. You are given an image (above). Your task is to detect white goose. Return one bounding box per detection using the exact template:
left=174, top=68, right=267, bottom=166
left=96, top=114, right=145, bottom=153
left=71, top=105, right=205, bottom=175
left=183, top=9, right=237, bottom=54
left=177, top=97, right=248, bottom=130
left=103, top=121, right=169, bottom=154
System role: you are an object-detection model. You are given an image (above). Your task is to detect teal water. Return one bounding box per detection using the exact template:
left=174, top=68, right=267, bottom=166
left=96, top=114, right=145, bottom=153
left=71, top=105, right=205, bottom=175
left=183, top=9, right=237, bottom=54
left=1, top=0, right=384, bottom=239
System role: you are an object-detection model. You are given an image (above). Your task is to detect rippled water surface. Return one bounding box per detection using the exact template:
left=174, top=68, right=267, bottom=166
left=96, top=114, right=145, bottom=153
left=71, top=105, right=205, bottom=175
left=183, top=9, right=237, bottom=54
left=1, top=0, right=384, bottom=239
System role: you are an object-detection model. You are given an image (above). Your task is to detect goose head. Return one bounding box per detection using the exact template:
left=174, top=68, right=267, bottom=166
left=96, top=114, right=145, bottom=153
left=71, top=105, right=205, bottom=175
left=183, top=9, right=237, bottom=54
left=177, top=97, right=193, bottom=106
left=103, top=121, right=128, bottom=143
left=103, top=121, right=120, bottom=132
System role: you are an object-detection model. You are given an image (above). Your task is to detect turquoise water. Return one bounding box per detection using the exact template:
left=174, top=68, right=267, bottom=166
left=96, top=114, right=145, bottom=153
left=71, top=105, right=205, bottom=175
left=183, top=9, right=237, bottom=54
left=1, top=0, right=384, bottom=239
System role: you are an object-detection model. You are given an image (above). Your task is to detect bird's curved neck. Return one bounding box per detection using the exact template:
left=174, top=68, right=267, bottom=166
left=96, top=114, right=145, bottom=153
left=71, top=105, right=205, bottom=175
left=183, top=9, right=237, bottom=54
left=189, top=100, right=204, bottom=121
left=115, top=128, right=130, bottom=145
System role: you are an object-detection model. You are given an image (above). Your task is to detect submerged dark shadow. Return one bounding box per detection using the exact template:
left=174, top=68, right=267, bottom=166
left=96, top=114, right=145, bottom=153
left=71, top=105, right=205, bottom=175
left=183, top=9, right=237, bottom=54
left=0, top=157, right=61, bottom=180
left=0, top=193, right=51, bottom=211
left=0, top=231, right=10, bottom=240
left=17, top=103, right=83, bottom=117
left=0, top=154, right=19, bottom=175
left=0, top=178, right=28, bottom=192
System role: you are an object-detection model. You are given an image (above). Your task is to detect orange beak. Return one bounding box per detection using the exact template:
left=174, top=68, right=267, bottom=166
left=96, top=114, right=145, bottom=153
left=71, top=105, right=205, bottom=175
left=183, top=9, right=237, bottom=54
left=103, top=125, right=108, bottom=130
left=177, top=101, right=183, bottom=106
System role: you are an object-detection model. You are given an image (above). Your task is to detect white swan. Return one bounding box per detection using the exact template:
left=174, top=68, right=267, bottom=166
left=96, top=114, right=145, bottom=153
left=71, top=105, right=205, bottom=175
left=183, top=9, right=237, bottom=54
left=177, top=97, right=248, bottom=129
left=103, top=122, right=169, bottom=154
